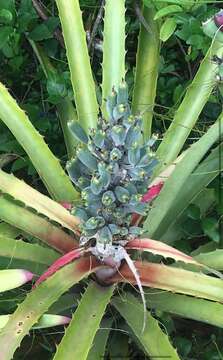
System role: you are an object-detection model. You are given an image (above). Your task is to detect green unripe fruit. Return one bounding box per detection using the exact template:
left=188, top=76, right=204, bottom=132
left=115, top=186, right=130, bottom=204
left=84, top=216, right=105, bottom=230
left=67, top=82, right=158, bottom=257
left=110, top=148, right=123, bottom=161
left=102, top=190, right=116, bottom=206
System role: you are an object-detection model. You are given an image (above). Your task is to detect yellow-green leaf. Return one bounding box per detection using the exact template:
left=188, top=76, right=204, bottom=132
left=160, top=17, right=177, bottom=42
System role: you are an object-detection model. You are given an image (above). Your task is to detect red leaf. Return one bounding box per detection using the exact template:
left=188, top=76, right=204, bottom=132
left=34, top=247, right=85, bottom=287
left=131, top=182, right=164, bottom=225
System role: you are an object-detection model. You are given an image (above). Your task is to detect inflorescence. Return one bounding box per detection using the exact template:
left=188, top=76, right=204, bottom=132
left=66, top=81, right=158, bottom=260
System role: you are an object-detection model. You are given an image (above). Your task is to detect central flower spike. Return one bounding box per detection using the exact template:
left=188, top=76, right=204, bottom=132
left=66, top=81, right=158, bottom=260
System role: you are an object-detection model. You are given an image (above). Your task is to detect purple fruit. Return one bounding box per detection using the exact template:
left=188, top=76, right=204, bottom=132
left=214, top=11, right=223, bottom=32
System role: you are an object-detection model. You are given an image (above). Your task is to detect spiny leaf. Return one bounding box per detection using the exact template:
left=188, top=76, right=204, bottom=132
left=53, top=281, right=114, bottom=360
left=0, top=257, right=104, bottom=360
left=126, top=238, right=202, bottom=266
left=107, top=261, right=223, bottom=302
left=0, top=169, right=80, bottom=232
left=0, top=82, right=77, bottom=202
left=112, top=293, right=179, bottom=359
left=0, top=314, right=70, bottom=330
left=0, top=196, right=78, bottom=253
left=0, top=235, right=59, bottom=265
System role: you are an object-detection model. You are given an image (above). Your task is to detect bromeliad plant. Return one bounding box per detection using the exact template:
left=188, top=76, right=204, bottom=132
left=0, top=1, right=223, bottom=359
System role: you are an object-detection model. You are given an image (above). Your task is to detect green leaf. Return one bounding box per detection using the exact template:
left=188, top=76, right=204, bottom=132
left=29, top=17, right=60, bottom=41
left=53, top=282, right=114, bottom=360
left=112, top=293, right=179, bottom=359
left=154, top=5, right=183, bottom=20
left=0, top=314, right=70, bottom=330
left=0, top=197, right=77, bottom=254
left=186, top=204, right=201, bottom=220
left=0, top=26, right=13, bottom=50
left=56, top=0, right=99, bottom=132
left=0, top=222, right=21, bottom=238
left=160, top=17, right=177, bottom=42
left=0, top=82, right=77, bottom=202
left=47, top=73, right=67, bottom=103
left=0, top=258, right=102, bottom=360
left=0, top=9, right=13, bottom=24
left=102, top=0, right=126, bottom=118
left=132, top=5, right=160, bottom=138
left=68, top=121, right=88, bottom=144
left=0, top=0, right=15, bottom=21
left=146, top=290, right=223, bottom=328
left=87, top=318, right=113, bottom=360
left=201, top=217, right=220, bottom=243
left=160, top=145, right=222, bottom=243
left=154, top=40, right=223, bottom=176
left=144, top=117, right=223, bottom=238
left=0, top=168, right=80, bottom=233
left=0, top=235, right=59, bottom=266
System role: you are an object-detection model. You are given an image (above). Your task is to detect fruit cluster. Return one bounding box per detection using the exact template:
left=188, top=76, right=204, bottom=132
left=66, top=81, right=158, bottom=259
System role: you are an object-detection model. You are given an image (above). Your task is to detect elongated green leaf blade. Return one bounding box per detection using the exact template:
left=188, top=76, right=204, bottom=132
left=0, top=83, right=77, bottom=201
left=132, top=5, right=160, bottom=138
left=154, top=39, right=223, bottom=175
left=146, top=290, right=223, bottom=328
left=102, top=0, right=126, bottom=118
left=0, top=314, right=70, bottom=330
left=56, top=0, right=99, bottom=132
left=87, top=318, right=113, bottom=360
left=112, top=293, right=179, bottom=359
left=0, top=257, right=102, bottom=360
left=0, top=197, right=77, bottom=253
left=144, top=115, right=223, bottom=238
left=108, top=261, right=223, bottom=302
left=0, top=169, right=80, bottom=232
left=0, top=235, right=59, bottom=265
left=53, top=281, right=114, bottom=360
left=160, top=143, right=223, bottom=241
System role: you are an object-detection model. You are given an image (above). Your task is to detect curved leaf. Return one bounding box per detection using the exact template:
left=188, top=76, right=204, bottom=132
left=112, top=293, right=179, bottom=359
left=154, top=5, right=183, bottom=20
left=0, top=235, right=59, bottom=265
left=0, top=197, right=77, bottom=253
left=144, top=116, right=223, bottom=238
left=0, top=257, right=102, bottom=360
left=0, top=269, right=33, bottom=292
left=146, top=290, right=223, bottom=328
left=154, top=40, right=223, bottom=176
left=132, top=5, right=160, bottom=138
left=0, top=83, right=76, bottom=201
left=0, top=314, right=70, bottom=330
left=0, top=169, right=80, bottom=232
left=107, top=261, right=223, bottom=302
left=160, top=17, right=177, bottom=41
left=126, top=238, right=201, bottom=266
left=53, top=281, right=114, bottom=360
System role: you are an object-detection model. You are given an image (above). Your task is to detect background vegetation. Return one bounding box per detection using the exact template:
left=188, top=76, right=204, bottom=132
left=0, top=0, right=222, bottom=359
